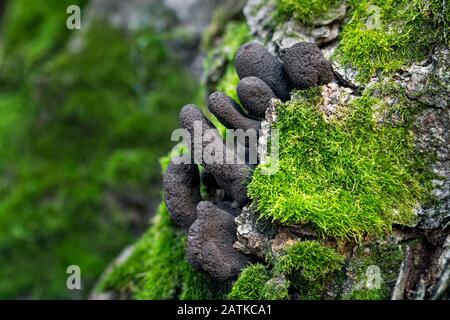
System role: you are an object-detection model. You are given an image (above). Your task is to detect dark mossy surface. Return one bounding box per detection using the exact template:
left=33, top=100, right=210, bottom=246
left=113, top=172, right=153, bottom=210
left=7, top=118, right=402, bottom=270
left=342, top=241, right=405, bottom=299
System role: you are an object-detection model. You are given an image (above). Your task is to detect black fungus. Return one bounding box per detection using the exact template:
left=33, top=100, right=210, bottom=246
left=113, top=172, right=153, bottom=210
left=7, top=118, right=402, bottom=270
left=237, top=77, right=276, bottom=118
left=163, top=157, right=201, bottom=230
left=200, top=170, right=220, bottom=191
left=280, top=42, right=333, bottom=89
left=207, top=92, right=261, bottom=131
left=164, top=38, right=338, bottom=281
left=179, top=104, right=252, bottom=206
left=235, top=42, right=291, bottom=101
left=186, top=201, right=251, bottom=280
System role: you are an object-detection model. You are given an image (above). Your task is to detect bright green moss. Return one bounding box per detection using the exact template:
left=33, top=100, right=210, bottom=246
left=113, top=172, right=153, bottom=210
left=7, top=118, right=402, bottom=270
left=229, top=242, right=341, bottom=300
left=336, top=0, right=449, bottom=82
left=228, top=264, right=272, bottom=300
left=275, top=241, right=343, bottom=299
left=276, top=0, right=344, bottom=24
left=276, top=241, right=343, bottom=279
left=249, top=87, right=427, bottom=240
left=228, top=264, right=290, bottom=300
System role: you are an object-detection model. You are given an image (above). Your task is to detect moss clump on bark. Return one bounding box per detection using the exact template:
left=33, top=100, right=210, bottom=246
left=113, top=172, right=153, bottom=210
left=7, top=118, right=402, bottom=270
left=248, top=86, right=428, bottom=240
left=336, top=0, right=449, bottom=82
left=229, top=241, right=342, bottom=300
left=275, top=241, right=343, bottom=299
left=275, top=0, right=448, bottom=82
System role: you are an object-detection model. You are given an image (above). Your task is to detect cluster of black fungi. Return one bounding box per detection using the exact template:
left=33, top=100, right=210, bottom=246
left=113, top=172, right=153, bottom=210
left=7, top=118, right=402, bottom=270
left=163, top=42, right=333, bottom=280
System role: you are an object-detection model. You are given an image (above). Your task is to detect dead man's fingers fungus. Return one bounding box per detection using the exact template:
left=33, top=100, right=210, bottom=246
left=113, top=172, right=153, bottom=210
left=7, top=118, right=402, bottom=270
left=179, top=104, right=252, bottom=206
left=280, top=42, right=333, bottom=89
left=163, top=157, right=201, bottom=230
left=186, top=201, right=251, bottom=280
left=237, top=76, right=277, bottom=119
left=235, top=42, right=291, bottom=101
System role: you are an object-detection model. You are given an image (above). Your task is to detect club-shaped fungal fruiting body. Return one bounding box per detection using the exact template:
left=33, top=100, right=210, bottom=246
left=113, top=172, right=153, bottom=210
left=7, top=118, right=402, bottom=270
left=163, top=41, right=333, bottom=280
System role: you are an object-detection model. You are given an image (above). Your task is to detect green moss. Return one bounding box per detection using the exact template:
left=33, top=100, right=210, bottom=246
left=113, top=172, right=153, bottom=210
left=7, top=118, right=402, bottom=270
left=276, top=0, right=344, bottom=25
left=103, top=150, right=160, bottom=190
left=262, top=276, right=291, bottom=300
left=336, top=0, right=449, bottom=82
left=228, top=264, right=272, bottom=300
left=135, top=203, right=224, bottom=300
left=276, top=0, right=449, bottom=81
left=231, top=242, right=343, bottom=301
left=228, top=264, right=290, bottom=300
left=345, top=288, right=386, bottom=300
left=275, top=241, right=343, bottom=299
left=248, top=87, right=428, bottom=240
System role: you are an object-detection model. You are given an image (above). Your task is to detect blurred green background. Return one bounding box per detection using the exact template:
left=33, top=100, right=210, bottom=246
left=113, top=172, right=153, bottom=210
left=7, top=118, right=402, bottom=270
left=0, top=0, right=204, bottom=299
